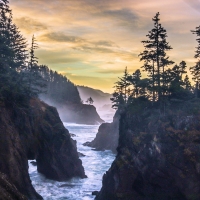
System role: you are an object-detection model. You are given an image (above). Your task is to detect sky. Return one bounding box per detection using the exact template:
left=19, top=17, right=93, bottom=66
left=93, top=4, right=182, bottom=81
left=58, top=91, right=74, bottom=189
left=9, top=0, right=200, bottom=93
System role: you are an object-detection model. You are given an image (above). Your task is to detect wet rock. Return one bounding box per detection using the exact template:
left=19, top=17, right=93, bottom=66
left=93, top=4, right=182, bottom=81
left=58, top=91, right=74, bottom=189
left=92, top=191, right=99, bottom=196
left=78, top=152, right=86, bottom=157
left=70, top=133, right=76, bottom=137
left=84, top=112, right=119, bottom=153
left=30, top=161, right=37, bottom=166
left=0, top=98, right=86, bottom=199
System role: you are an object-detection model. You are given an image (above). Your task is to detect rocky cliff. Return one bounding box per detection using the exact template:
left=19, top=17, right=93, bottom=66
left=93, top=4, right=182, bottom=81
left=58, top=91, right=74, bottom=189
left=0, top=98, right=86, bottom=199
left=84, top=112, right=119, bottom=153
left=96, top=100, right=200, bottom=200
left=57, top=103, right=104, bottom=125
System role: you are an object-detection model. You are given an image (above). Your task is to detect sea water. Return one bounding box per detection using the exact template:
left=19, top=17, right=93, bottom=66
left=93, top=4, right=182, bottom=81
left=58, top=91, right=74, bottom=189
left=28, top=122, right=115, bottom=200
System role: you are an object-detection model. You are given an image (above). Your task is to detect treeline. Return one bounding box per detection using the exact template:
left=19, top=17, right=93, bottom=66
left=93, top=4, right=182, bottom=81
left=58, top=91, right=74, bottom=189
left=39, top=65, right=81, bottom=104
left=111, top=12, right=199, bottom=111
left=0, top=0, right=81, bottom=107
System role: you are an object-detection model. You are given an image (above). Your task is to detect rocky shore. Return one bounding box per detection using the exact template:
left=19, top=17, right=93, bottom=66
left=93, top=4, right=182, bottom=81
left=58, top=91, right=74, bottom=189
left=0, top=98, right=86, bottom=199
left=58, top=103, right=104, bottom=125
left=84, top=112, right=119, bottom=153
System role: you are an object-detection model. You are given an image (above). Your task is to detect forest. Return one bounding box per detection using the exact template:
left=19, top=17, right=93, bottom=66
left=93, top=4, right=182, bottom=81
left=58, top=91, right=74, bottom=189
left=0, top=0, right=81, bottom=108
left=111, top=12, right=200, bottom=113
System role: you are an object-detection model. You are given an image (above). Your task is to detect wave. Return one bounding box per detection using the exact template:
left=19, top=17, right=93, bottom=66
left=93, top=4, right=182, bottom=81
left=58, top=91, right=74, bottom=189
left=63, top=122, right=99, bottom=127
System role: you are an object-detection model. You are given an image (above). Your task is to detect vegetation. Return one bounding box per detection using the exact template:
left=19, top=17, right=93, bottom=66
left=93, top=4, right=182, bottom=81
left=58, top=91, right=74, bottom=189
left=39, top=65, right=81, bottom=104
left=0, top=0, right=81, bottom=107
left=111, top=12, right=198, bottom=113
left=86, top=97, right=94, bottom=105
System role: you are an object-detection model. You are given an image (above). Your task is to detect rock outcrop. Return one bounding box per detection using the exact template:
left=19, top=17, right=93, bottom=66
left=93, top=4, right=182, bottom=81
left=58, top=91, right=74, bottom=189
left=0, top=98, right=86, bottom=199
left=84, top=112, right=119, bottom=153
left=0, top=172, right=27, bottom=200
left=96, top=100, right=200, bottom=200
left=58, top=103, right=104, bottom=125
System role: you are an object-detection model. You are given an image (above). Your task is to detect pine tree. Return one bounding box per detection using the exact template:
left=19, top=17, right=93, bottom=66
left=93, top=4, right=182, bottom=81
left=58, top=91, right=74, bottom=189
left=170, top=61, right=187, bottom=90
left=0, top=0, right=29, bottom=106
left=191, top=26, right=200, bottom=97
left=86, top=97, right=94, bottom=105
left=191, top=25, right=200, bottom=59
left=190, top=61, right=200, bottom=97
left=183, top=75, right=192, bottom=91
left=139, top=12, right=174, bottom=101
left=111, top=67, right=131, bottom=109
left=127, top=69, right=141, bottom=98
left=0, top=0, right=27, bottom=71
left=27, top=35, right=46, bottom=97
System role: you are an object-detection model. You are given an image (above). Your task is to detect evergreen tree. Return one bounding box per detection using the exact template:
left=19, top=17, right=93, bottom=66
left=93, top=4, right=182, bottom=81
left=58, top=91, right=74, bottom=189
left=170, top=61, right=187, bottom=92
left=190, top=61, right=200, bottom=97
left=38, top=65, right=81, bottom=104
left=191, top=25, right=200, bottom=59
left=0, top=0, right=27, bottom=71
left=127, top=69, right=141, bottom=98
left=27, top=35, right=46, bottom=97
left=183, top=75, right=192, bottom=91
left=191, top=26, right=200, bottom=97
left=139, top=12, right=174, bottom=101
left=0, top=0, right=29, bottom=106
left=86, top=97, right=94, bottom=105
left=111, top=67, right=131, bottom=109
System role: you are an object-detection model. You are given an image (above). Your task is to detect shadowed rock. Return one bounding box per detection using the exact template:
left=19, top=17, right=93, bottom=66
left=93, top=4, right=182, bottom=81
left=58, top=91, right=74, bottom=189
left=96, top=101, right=200, bottom=200
left=84, top=112, right=119, bottom=153
left=0, top=98, right=86, bottom=199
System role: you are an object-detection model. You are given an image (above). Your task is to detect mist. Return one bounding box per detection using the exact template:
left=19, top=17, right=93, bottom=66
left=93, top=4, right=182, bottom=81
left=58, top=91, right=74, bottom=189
left=77, top=86, right=115, bottom=121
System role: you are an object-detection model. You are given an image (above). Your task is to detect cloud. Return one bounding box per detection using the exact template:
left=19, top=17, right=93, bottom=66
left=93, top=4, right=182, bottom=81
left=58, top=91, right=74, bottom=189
left=93, top=40, right=118, bottom=47
left=41, top=32, right=86, bottom=43
left=14, top=17, right=47, bottom=33
left=97, top=8, right=138, bottom=22
left=41, top=32, right=117, bottom=47
left=9, top=0, right=200, bottom=92
left=36, top=49, right=83, bottom=65
left=182, top=0, right=200, bottom=12
left=39, top=31, right=137, bottom=60
left=96, top=69, right=125, bottom=74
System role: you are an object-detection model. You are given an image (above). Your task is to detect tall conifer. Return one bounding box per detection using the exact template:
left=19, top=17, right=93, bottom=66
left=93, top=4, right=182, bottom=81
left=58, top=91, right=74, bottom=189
left=139, top=12, right=174, bottom=101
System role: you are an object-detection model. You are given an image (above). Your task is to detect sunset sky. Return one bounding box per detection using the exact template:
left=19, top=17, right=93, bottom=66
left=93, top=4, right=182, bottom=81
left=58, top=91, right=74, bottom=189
left=9, top=0, right=200, bottom=93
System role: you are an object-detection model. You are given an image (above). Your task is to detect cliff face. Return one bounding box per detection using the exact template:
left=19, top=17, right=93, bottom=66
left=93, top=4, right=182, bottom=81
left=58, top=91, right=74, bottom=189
left=0, top=172, right=27, bottom=200
left=58, top=103, right=104, bottom=125
left=0, top=99, right=86, bottom=199
left=84, top=112, right=119, bottom=153
left=96, top=101, right=200, bottom=200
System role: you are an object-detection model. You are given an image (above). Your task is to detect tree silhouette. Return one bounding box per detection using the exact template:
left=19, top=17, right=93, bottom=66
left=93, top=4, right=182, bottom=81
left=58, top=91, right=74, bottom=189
left=191, top=26, right=200, bottom=97
left=139, top=12, right=174, bottom=101
left=86, top=97, right=94, bottom=105
left=111, top=67, right=131, bottom=109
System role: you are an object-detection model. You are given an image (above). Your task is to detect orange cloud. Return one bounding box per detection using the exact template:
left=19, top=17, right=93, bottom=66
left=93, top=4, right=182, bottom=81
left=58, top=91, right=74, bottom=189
left=9, top=0, right=200, bottom=92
